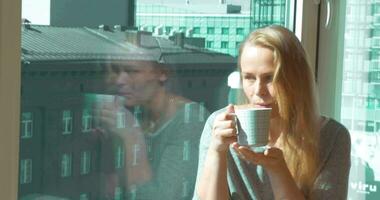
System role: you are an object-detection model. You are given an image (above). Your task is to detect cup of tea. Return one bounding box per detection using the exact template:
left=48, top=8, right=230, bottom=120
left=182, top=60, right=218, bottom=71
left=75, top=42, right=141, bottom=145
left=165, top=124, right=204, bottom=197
left=234, top=106, right=271, bottom=152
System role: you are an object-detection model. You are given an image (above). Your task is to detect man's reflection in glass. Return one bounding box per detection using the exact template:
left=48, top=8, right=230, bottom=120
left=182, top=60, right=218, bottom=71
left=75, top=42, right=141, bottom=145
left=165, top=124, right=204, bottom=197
left=96, top=60, right=208, bottom=200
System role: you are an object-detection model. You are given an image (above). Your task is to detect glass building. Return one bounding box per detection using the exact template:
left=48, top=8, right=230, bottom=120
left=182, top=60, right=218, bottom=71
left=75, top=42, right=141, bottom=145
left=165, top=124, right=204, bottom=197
left=341, top=0, right=380, bottom=199
left=136, top=0, right=290, bottom=56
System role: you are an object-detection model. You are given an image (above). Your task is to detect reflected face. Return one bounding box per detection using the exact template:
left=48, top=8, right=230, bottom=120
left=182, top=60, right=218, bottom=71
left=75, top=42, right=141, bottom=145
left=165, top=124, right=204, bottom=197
left=113, top=61, right=167, bottom=107
left=357, top=135, right=378, bottom=160
left=240, top=45, right=278, bottom=117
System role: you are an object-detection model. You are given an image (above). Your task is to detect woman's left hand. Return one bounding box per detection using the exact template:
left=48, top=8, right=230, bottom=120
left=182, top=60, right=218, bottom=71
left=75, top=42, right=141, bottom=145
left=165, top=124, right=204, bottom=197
left=232, top=143, right=306, bottom=200
left=232, top=142, right=287, bottom=174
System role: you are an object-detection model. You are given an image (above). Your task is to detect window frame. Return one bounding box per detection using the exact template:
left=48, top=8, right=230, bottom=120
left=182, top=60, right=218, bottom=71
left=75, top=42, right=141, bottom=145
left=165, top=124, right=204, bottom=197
left=0, top=0, right=21, bottom=199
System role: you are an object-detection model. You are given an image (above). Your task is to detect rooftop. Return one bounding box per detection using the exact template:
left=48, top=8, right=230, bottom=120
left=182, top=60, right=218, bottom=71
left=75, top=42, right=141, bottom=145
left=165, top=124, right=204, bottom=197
left=21, top=24, right=236, bottom=65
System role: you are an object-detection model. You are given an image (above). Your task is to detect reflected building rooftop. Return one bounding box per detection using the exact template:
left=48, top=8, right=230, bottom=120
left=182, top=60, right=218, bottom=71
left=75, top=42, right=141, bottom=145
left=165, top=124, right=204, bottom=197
left=21, top=24, right=236, bottom=66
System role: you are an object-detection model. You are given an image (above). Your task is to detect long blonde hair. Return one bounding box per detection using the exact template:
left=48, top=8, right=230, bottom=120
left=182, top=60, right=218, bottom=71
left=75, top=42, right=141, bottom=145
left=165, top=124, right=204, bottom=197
left=238, top=25, right=320, bottom=195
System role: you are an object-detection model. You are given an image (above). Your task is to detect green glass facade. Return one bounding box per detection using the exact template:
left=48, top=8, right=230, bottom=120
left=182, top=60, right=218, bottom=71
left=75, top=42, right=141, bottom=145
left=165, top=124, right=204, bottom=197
left=251, top=0, right=287, bottom=29
left=342, top=0, right=380, bottom=199
left=136, top=1, right=289, bottom=56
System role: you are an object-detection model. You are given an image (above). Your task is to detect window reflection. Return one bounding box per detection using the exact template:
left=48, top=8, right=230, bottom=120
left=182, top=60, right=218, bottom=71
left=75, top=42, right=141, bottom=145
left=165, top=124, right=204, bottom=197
left=19, top=0, right=292, bottom=199
left=19, top=24, right=234, bottom=199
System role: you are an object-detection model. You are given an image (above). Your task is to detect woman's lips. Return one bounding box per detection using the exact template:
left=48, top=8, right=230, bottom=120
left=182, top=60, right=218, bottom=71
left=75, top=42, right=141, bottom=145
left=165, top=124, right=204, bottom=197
left=254, top=103, right=271, bottom=108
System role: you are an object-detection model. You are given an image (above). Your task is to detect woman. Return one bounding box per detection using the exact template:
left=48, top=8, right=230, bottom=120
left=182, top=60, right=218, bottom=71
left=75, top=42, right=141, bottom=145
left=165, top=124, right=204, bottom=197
left=194, top=25, right=350, bottom=200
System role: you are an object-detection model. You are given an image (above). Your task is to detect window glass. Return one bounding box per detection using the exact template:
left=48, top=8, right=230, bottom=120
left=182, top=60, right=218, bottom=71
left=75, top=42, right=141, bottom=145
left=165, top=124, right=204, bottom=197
left=115, top=145, right=125, bottom=169
left=20, top=159, right=32, bottom=184
left=342, top=0, right=380, bottom=199
left=80, top=151, right=91, bottom=175
left=21, top=112, right=33, bottom=139
left=221, top=27, right=229, bottom=35
left=236, top=27, right=244, bottom=35
left=193, top=27, right=201, bottom=34
left=221, top=41, right=229, bottom=49
left=82, top=109, right=93, bottom=132
left=19, top=0, right=294, bottom=199
left=207, top=27, right=215, bottom=34
left=61, top=153, right=72, bottom=177
left=62, top=110, right=73, bottom=134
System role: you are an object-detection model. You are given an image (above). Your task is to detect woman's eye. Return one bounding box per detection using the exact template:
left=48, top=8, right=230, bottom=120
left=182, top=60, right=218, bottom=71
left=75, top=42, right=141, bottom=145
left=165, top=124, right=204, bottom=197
left=243, top=75, right=256, bottom=81
left=264, top=75, right=273, bottom=82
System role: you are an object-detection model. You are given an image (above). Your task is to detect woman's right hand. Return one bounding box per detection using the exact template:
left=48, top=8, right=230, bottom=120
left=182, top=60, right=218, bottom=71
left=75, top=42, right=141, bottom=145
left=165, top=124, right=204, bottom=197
left=210, top=104, right=238, bottom=153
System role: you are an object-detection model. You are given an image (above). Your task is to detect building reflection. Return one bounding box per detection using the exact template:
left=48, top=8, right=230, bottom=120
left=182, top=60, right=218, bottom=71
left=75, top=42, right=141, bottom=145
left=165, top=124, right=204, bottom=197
left=19, top=24, right=235, bottom=200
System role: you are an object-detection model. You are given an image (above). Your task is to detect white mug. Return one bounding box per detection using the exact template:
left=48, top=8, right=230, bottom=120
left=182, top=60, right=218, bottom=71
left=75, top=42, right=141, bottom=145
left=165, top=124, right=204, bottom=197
left=235, top=107, right=271, bottom=151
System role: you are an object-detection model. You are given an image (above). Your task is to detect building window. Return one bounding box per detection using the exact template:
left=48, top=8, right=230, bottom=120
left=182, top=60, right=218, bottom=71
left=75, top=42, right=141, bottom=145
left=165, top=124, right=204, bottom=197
left=193, top=27, right=200, bottom=34
left=206, top=41, right=214, bottom=48
left=79, top=193, right=90, bottom=200
left=116, top=111, right=126, bottom=128
left=221, top=41, right=229, bottom=49
left=114, top=186, right=123, bottom=200
left=236, top=27, right=244, bottom=35
left=182, top=179, right=189, bottom=198
left=366, top=120, right=375, bottom=132
left=62, top=110, right=73, bottom=134
left=179, top=26, right=186, bottom=32
left=21, top=112, right=33, bottom=139
left=20, top=159, right=32, bottom=184
left=221, top=27, right=229, bottom=35
left=80, top=151, right=91, bottom=175
left=82, top=109, right=93, bottom=132
left=165, top=26, right=172, bottom=34
left=115, top=145, right=125, bottom=169
left=61, top=153, right=72, bottom=177
left=207, top=27, right=215, bottom=34
left=183, top=140, right=190, bottom=161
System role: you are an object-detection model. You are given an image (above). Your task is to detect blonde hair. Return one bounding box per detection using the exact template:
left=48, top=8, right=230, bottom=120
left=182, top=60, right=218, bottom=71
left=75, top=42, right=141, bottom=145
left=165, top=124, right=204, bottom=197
left=238, top=25, right=320, bottom=195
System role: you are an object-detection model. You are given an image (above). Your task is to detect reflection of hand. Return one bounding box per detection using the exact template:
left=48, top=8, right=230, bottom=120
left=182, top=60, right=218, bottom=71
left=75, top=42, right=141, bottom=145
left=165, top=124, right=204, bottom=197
left=232, top=143, right=288, bottom=173
left=95, top=96, right=133, bottom=137
left=210, top=104, right=237, bottom=152
left=94, top=96, right=152, bottom=188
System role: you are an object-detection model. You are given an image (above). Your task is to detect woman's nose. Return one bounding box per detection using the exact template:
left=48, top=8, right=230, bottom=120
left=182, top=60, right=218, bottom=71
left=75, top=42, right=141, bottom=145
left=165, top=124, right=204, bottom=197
left=253, top=80, right=267, bottom=96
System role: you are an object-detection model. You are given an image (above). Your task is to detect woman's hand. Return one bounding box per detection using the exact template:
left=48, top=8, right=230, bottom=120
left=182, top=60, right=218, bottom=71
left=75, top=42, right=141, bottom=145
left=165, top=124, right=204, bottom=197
left=232, top=144, right=306, bottom=200
left=210, top=104, right=238, bottom=153
left=232, top=143, right=288, bottom=174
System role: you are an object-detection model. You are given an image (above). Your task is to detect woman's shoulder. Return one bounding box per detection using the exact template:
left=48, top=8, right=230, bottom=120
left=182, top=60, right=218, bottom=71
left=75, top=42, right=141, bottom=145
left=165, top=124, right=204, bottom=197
left=320, top=117, right=350, bottom=141
left=319, top=117, right=351, bottom=158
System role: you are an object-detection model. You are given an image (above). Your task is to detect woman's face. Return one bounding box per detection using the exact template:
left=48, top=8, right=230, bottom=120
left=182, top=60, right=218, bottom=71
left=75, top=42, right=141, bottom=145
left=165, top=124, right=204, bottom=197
left=240, top=45, right=278, bottom=117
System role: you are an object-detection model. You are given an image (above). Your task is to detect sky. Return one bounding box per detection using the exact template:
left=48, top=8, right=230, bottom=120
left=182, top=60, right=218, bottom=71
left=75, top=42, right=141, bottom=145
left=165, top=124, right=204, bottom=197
left=22, top=0, right=50, bottom=25
left=21, top=0, right=250, bottom=25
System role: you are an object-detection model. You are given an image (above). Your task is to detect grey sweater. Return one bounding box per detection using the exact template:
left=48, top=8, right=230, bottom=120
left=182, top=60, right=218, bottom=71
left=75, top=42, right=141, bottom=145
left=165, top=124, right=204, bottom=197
left=193, top=109, right=351, bottom=200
